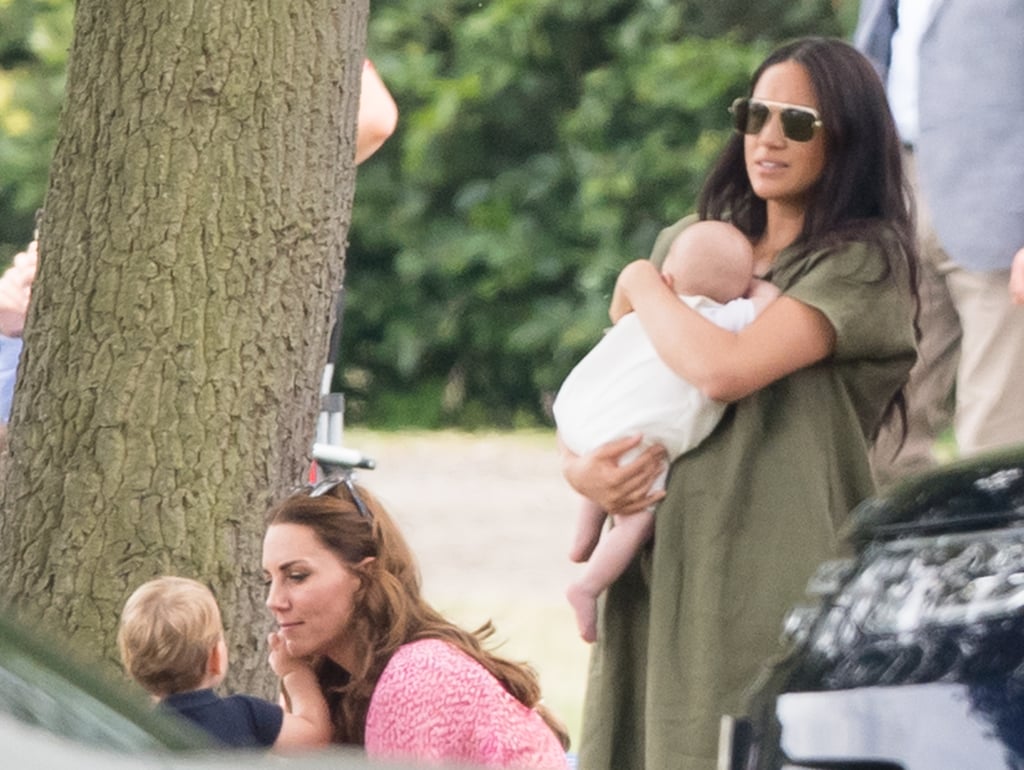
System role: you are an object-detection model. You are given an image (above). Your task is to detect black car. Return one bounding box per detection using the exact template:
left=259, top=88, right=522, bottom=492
left=720, top=445, right=1024, bottom=770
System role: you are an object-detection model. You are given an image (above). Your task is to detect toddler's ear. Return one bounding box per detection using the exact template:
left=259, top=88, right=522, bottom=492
left=207, top=637, right=228, bottom=677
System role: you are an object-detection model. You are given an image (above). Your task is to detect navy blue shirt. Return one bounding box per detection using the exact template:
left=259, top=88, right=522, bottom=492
left=161, top=688, right=284, bottom=748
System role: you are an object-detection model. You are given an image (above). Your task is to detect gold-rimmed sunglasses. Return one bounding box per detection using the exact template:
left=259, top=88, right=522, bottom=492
left=729, top=97, right=823, bottom=143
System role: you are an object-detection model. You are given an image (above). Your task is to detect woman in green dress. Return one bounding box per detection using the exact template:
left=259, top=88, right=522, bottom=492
left=561, top=37, right=919, bottom=769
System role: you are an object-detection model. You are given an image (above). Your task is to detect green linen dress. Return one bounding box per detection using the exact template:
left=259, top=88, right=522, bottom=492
left=577, top=218, right=917, bottom=770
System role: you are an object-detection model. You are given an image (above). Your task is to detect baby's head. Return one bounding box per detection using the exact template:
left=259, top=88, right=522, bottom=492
left=661, top=220, right=754, bottom=303
left=117, top=576, right=227, bottom=697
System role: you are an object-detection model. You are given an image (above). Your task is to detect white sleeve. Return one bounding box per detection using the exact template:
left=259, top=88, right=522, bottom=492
left=695, top=297, right=756, bottom=332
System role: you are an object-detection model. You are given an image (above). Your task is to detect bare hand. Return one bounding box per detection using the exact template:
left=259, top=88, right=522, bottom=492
left=747, top=277, right=781, bottom=301
left=608, top=284, right=634, bottom=326
left=1011, top=247, right=1024, bottom=305
left=560, top=434, right=668, bottom=516
left=609, top=260, right=661, bottom=324
left=268, top=630, right=311, bottom=678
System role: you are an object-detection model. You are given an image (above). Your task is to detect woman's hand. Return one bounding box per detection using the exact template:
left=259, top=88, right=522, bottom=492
left=609, top=260, right=663, bottom=324
left=268, top=630, right=310, bottom=678
left=560, top=434, right=668, bottom=516
left=1010, top=247, right=1024, bottom=305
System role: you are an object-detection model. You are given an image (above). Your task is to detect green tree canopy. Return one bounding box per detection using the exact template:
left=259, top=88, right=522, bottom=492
left=344, top=0, right=848, bottom=427
left=1, top=0, right=857, bottom=426
left=0, top=0, right=70, bottom=259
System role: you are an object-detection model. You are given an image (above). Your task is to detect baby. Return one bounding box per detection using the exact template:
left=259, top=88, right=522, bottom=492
left=553, top=220, right=779, bottom=642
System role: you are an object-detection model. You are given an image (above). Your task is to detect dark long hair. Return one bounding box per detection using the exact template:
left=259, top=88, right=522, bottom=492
left=699, top=36, right=919, bottom=439
left=264, top=485, right=570, bottom=749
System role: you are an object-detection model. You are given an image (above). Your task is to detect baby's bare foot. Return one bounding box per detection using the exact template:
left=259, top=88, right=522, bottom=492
left=566, top=582, right=598, bottom=643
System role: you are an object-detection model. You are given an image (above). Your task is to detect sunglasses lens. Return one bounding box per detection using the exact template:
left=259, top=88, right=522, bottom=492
left=731, top=98, right=769, bottom=135
left=730, top=99, right=747, bottom=132
left=781, top=108, right=816, bottom=142
left=308, top=475, right=372, bottom=519
left=745, top=102, right=769, bottom=134
left=310, top=478, right=341, bottom=497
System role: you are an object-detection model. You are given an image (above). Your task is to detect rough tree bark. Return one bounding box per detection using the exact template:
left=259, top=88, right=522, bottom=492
left=0, top=0, right=367, bottom=694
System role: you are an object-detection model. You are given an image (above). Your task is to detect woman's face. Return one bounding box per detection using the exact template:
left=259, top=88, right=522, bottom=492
left=262, top=522, right=363, bottom=665
left=744, top=60, right=826, bottom=209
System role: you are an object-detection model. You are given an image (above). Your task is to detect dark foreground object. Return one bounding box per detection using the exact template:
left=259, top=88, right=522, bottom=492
left=721, top=445, right=1024, bottom=770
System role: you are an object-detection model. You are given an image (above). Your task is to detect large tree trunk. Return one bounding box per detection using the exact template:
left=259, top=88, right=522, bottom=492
left=0, top=0, right=367, bottom=694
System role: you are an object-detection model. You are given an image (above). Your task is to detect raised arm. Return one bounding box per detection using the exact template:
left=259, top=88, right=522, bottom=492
left=611, top=259, right=835, bottom=403
left=268, top=631, right=332, bottom=749
left=355, top=59, right=398, bottom=165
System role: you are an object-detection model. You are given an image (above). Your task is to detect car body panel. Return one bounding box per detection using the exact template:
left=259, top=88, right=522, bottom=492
left=776, top=681, right=1021, bottom=769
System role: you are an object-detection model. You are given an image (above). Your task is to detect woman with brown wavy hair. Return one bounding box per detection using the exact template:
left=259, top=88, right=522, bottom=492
left=262, top=480, right=569, bottom=768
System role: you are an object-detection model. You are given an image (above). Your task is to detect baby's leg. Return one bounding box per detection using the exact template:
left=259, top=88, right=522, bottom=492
left=569, top=495, right=606, bottom=563
left=567, top=510, right=655, bottom=643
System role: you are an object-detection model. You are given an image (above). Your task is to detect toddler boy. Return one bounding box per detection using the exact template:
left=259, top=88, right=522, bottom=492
left=117, top=576, right=330, bottom=749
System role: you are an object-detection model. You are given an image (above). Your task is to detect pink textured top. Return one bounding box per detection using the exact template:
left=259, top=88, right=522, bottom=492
left=364, top=639, right=569, bottom=769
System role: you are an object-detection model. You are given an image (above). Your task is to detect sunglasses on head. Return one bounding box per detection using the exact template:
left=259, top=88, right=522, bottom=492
left=309, top=473, right=373, bottom=519
left=729, top=97, right=823, bottom=143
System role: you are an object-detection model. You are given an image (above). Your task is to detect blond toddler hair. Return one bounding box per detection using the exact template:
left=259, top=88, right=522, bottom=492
left=117, top=576, right=223, bottom=697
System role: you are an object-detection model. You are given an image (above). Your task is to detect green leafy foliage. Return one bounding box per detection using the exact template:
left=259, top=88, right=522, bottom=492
left=1, top=0, right=854, bottom=426
left=0, top=0, right=71, bottom=261
left=344, top=0, right=846, bottom=427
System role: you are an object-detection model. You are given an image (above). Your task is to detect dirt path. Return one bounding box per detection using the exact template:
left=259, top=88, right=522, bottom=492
left=345, top=429, right=581, bottom=604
